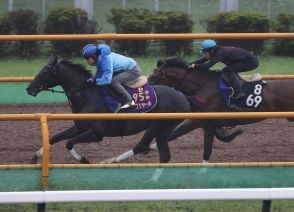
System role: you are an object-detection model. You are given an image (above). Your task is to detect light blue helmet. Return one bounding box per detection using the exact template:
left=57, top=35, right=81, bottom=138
left=82, top=44, right=98, bottom=58
left=200, top=39, right=217, bottom=52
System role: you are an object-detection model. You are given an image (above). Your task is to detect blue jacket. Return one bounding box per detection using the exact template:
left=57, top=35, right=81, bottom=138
left=93, top=44, right=137, bottom=85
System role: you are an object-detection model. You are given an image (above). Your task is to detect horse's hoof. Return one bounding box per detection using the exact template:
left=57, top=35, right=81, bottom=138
left=80, top=156, right=90, bottom=164
left=100, top=157, right=116, bottom=164
left=31, top=155, right=38, bottom=164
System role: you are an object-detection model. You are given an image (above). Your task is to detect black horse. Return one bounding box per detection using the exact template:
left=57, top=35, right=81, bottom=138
left=26, top=55, right=210, bottom=163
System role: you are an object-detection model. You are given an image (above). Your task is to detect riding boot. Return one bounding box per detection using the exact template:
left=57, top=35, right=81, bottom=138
left=120, top=93, right=135, bottom=109
left=225, top=71, right=246, bottom=100
left=111, top=83, right=135, bottom=109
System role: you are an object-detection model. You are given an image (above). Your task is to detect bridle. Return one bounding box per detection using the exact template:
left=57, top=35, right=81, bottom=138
left=41, top=64, right=90, bottom=95
left=40, top=64, right=65, bottom=94
left=159, top=63, right=217, bottom=93
left=159, top=63, right=189, bottom=90
left=40, top=64, right=93, bottom=110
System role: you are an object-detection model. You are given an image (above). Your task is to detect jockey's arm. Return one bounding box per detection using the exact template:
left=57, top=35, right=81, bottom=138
left=188, top=56, right=208, bottom=70
left=94, top=54, right=114, bottom=85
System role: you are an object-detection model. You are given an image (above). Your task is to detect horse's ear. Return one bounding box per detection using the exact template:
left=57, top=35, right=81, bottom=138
left=157, top=59, right=165, bottom=68
left=48, top=53, right=58, bottom=66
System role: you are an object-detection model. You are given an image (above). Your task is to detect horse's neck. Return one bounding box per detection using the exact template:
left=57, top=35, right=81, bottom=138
left=56, top=68, right=85, bottom=95
left=190, top=71, right=219, bottom=91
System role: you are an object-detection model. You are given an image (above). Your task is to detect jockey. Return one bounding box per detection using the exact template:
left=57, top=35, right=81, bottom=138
left=188, top=39, right=259, bottom=100
left=82, top=43, right=142, bottom=109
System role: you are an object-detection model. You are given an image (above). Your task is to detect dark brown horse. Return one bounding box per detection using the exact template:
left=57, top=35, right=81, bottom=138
left=148, top=58, right=294, bottom=161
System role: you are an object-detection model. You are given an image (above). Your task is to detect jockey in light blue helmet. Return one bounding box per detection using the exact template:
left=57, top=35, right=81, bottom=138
left=200, top=39, right=217, bottom=53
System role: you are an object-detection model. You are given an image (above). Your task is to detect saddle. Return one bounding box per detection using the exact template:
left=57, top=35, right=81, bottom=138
left=218, top=73, right=267, bottom=111
left=101, top=76, right=157, bottom=113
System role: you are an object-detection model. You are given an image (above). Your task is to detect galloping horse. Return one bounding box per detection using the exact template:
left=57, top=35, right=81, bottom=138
left=26, top=55, right=208, bottom=163
left=148, top=57, right=294, bottom=160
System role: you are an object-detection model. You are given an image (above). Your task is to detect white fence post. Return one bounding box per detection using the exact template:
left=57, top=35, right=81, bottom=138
left=153, top=0, right=159, bottom=13
left=74, top=0, right=94, bottom=20
left=8, top=0, right=13, bottom=12
left=219, top=0, right=239, bottom=12
left=187, top=0, right=191, bottom=15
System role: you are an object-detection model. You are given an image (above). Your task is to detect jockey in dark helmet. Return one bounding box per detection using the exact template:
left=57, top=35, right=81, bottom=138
left=188, top=39, right=259, bottom=100
left=82, top=43, right=142, bottom=109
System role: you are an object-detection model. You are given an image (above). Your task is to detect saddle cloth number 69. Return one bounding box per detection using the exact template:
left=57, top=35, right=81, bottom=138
left=246, top=84, right=263, bottom=108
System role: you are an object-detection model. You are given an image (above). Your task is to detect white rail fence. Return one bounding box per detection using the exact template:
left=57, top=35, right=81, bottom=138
left=1, top=188, right=294, bottom=204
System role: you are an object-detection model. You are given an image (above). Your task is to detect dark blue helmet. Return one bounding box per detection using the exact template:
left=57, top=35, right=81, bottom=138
left=82, top=44, right=98, bottom=59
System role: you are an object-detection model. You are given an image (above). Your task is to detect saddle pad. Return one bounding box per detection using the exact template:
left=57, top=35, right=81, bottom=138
left=218, top=78, right=266, bottom=111
left=102, top=83, right=157, bottom=113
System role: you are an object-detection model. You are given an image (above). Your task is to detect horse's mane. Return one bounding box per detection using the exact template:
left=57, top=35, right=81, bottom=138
left=159, top=57, right=221, bottom=77
left=158, top=57, right=188, bottom=69
left=59, top=59, right=92, bottom=78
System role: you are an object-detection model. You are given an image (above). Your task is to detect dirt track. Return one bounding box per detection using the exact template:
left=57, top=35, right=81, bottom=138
left=0, top=103, right=294, bottom=164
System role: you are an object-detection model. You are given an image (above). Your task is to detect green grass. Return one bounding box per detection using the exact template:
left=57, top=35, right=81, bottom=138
left=0, top=54, right=294, bottom=77
left=1, top=200, right=294, bottom=212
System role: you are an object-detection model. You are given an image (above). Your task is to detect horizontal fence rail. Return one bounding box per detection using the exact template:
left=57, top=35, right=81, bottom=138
left=1, top=112, right=294, bottom=121
left=1, top=75, right=294, bottom=82
left=1, top=33, right=294, bottom=41
left=1, top=188, right=294, bottom=203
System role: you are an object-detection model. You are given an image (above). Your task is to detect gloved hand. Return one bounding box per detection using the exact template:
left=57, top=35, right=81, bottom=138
left=86, top=77, right=95, bottom=85
left=187, top=63, right=196, bottom=70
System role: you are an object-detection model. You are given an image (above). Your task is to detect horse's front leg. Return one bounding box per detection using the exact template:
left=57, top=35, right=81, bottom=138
left=203, top=126, right=215, bottom=163
left=101, top=126, right=155, bottom=164
left=31, top=125, right=82, bottom=164
left=66, top=129, right=102, bottom=164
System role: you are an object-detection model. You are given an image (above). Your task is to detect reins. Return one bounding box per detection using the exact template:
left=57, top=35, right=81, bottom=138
left=160, top=63, right=189, bottom=90
left=42, top=64, right=65, bottom=93
left=160, top=63, right=216, bottom=92
left=42, top=64, right=90, bottom=95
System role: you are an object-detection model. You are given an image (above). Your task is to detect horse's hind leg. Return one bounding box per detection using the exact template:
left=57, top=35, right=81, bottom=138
left=133, top=128, right=156, bottom=155
left=155, top=125, right=176, bottom=163
left=31, top=125, right=82, bottom=164
left=168, top=119, right=201, bottom=141
left=65, top=129, right=103, bottom=164
left=203, top=126, right=215, bottom=163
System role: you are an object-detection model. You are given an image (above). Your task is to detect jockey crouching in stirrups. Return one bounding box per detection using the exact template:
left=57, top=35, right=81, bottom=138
left=188, top=39, right=259, bottom=100
left=82, top=43, right=142, bottom=109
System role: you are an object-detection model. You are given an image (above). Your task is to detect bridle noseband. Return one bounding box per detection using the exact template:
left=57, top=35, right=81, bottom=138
left=159, top=63, right=188, bottom=90
left=40, top=64, right=65, bottom=93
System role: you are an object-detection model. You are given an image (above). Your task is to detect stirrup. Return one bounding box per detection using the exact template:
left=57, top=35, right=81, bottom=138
left=231, top=93, right=246, bottom=100
left=120, top=100, right=135, bottom=109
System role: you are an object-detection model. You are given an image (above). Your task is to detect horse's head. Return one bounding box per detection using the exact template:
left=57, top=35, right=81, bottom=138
left=26, top=54, right=59, bottom=96
left=27, top=54, right=92, bottom=97
left=149, top=58, right=192, bottom=88
left=148, top=57, right=220, bottom=96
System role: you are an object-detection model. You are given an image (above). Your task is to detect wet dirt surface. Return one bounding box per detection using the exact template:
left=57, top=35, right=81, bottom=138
left=1, top=103, right=294, bottom=164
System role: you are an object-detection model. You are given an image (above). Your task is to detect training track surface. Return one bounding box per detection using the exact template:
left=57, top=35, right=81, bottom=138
left=0, top=103, right=294, bottom=164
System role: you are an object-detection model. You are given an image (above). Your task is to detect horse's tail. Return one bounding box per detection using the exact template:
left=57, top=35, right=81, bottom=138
left=214, top=127, right=243, bottom=143
left=186, top=96, right=243, bottom=143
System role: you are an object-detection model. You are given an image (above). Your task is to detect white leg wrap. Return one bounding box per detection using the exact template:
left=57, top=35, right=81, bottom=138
left=114, top=150, right=134, bottom=162
left=202, top=160, right=209, bottom=163
left=36, top=147, right=43, bottom=157
left=69, top=148, right=82, bottom=161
